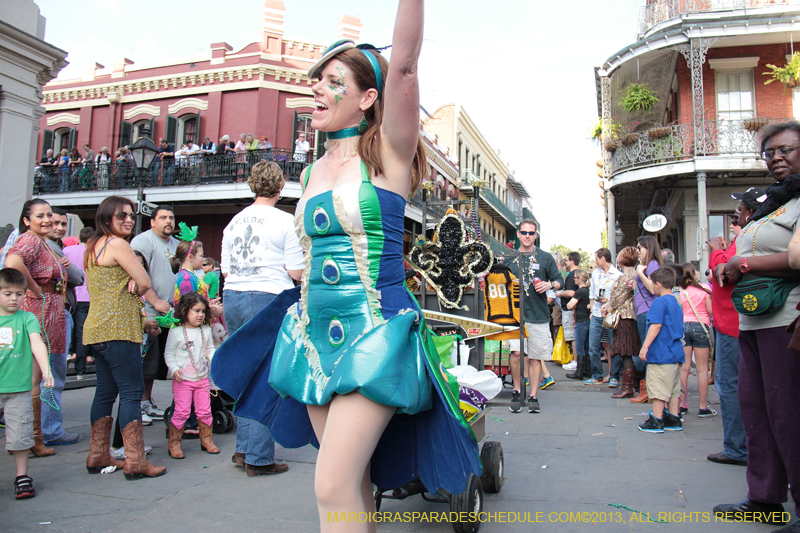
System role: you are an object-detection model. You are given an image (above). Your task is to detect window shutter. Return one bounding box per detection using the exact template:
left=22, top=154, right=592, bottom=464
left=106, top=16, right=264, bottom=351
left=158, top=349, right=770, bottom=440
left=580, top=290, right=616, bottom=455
left=68, top=127, right=77, bottom=150
left=42, top=130, right=54, bottom=157
left=291, top=110, right=298, bottom=152
left=166, top=115, right=177, bottom=145
left=148, top=117, right=155, bottom=140
left=119, top=121, right=132, bottom=149
left=194, top=113, right=201, bottom=144
left=316, top=131, right=327, bottom=158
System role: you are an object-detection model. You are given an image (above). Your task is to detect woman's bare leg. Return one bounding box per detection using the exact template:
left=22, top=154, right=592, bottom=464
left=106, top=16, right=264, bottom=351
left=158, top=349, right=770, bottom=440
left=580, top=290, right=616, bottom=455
left=694, top=347, right=710, bottom=410
left=680, top=346, right=692, bottom=407
left=310, top=394, right=394, bottom=533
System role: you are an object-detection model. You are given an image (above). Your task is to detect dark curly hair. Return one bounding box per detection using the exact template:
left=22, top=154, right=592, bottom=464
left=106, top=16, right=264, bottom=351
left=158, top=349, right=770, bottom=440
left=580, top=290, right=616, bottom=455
left=174, top=291, right=211, bottom=327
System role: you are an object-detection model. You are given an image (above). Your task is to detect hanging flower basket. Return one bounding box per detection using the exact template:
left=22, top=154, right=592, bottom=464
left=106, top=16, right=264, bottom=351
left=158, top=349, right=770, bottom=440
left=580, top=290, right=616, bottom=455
left=647, top=127, right=671, bottom=140
left=784, top=77, right=798, bottom=89
left=620, top=133, right=639, bottom=146
left=743, top=118, right=771, bottom=133
left=604, top=139, right=618, bottom=152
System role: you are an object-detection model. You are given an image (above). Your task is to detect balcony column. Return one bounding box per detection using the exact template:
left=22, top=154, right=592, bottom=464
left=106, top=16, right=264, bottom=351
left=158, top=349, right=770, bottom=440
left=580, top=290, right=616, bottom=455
left=678, top=37, right=719, bottom=156
left=600, top=73, right=612, bottom=178
left=606, top=190, right=616, bottom=259
left=697, top=172, right=709, bottom=282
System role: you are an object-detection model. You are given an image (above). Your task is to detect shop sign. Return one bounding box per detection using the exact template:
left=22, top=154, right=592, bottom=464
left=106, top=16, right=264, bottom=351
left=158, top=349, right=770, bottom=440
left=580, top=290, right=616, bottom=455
left=643, top=214, right=668, bottom=232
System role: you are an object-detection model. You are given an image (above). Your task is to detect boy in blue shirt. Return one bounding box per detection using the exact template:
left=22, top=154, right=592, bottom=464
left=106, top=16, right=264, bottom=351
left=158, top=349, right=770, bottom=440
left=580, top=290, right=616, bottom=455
left=638, top=268, right=684, bottom=433
left=0, top=268, right=54, bottom=498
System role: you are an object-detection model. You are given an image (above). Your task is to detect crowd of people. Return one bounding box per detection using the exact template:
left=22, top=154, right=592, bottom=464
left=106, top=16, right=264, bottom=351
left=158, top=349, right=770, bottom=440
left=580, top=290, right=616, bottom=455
left=4, top=2, right=800, bottom=530
left=33, top=131, right=309, bottom=194
left=497, top=121, right=800, bottom=532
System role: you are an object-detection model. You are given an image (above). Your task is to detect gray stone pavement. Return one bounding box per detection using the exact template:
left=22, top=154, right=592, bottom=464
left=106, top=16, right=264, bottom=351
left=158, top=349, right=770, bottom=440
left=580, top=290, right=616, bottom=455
left=1, top=362, right=796, bottom=532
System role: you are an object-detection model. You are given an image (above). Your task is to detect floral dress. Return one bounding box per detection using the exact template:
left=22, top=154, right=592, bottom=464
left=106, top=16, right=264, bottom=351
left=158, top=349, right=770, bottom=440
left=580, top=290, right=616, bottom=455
left=7, top=232, right=66, bottom=353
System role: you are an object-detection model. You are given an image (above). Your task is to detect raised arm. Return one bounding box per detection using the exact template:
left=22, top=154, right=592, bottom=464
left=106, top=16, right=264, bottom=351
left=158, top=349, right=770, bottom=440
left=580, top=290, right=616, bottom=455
left=380, top=1, right=424, bottom=179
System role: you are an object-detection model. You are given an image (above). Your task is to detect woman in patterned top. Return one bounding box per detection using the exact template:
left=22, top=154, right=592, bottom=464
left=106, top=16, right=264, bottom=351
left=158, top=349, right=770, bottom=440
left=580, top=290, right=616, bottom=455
left=5, top=199, right=65, bottom=457
left=82, top=196, right=170, bottom=481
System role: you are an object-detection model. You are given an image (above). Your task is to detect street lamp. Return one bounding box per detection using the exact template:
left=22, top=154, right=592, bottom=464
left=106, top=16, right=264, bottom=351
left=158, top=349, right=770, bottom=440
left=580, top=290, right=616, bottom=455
left=127, top=126, right=159, bottom=235
left=615, top=220, right=625, bottom=247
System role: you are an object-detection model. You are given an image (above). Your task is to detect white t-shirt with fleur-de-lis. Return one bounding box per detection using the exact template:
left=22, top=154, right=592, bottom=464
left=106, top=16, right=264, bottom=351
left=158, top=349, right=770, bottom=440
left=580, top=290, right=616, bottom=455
left=221, top=204, right=304, bottom=294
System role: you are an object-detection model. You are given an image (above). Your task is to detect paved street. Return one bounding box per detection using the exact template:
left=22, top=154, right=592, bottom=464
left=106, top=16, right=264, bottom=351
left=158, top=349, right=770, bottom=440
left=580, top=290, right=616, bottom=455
left=1, top=363, right=795, bottom=532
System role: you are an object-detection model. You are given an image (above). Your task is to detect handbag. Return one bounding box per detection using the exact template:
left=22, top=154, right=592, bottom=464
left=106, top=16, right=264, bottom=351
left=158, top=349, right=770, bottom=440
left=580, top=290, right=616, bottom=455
left=730, top=275, right=800, bottom=316
left=551, top=327, right=573, bottom=365
left=602, top=295, right=633, bottom=330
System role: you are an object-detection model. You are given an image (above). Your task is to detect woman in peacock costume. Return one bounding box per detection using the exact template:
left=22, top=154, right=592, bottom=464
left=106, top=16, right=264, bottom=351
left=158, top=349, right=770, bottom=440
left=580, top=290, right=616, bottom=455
left=211, top=3, right=481, bottom=530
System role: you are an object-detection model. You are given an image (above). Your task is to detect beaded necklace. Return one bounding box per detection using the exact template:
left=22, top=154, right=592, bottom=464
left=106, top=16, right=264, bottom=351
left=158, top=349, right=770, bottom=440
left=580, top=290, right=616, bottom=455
left=36, top=234, right=67, bottom=295
left=181, top=324, right=218, bottom=397
left=736, top=205, right=787, bottom=256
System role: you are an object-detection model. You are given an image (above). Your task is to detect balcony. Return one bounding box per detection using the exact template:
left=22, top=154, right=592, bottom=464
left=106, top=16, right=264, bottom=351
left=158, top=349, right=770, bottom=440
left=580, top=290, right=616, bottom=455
left=407, top=189, right=450, bottom=220
left=33, top=149, right=314, bottom=194
left=640, top=0, right=800, bottom=34
left=606, top=119, right=786, bottom=176
left=483, top=234, right=512, bottom=258
left=459, top=170, right=520, bottom=227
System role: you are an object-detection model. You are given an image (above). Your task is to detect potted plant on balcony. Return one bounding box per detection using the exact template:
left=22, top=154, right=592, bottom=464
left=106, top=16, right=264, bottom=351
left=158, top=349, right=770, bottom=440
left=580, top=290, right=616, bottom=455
left=620, top=83, right=659, bottom=114
left=619, top=121, right=641, bottom=146
left=743, top=118, right=772, bottom=132
left=647, top=125, right=672, bottom=140
left=764, top=52, right=800, bottom=90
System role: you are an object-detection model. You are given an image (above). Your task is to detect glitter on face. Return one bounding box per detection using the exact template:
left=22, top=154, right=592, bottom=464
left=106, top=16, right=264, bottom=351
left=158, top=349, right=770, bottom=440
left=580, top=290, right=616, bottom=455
left=328, top=67, right=349, bottom=105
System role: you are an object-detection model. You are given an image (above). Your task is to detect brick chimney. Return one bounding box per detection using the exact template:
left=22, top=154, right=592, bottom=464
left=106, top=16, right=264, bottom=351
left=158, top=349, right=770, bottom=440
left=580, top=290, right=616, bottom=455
left=261, top=0, right=285, bottom=54
left=336, top=15, right=362, bottom=42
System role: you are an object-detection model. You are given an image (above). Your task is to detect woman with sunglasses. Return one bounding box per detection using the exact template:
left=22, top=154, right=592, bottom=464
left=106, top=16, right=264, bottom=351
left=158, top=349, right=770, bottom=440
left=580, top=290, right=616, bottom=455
left=82, top=196, right=170, bottom=481
left=714, top=122, right=800, bottom=531
left=630, top=235, right=663, bottom=403
left=5, top=199, right=64, bottom=457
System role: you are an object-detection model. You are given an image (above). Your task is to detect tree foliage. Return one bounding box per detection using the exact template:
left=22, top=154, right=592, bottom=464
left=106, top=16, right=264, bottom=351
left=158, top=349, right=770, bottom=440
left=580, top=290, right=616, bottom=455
left=549, top=244, right=593, bottom=271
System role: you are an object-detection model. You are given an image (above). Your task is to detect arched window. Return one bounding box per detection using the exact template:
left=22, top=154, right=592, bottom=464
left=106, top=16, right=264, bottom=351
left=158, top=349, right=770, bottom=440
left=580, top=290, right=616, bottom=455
left=54, top=127, right=72, bottom=153
left=178, top=114, right=200, bottom=145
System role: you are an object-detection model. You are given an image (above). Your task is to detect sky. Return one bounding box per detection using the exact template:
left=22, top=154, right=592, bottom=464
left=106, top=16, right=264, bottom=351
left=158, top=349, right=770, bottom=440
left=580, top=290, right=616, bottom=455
left=33, top=0, right=645, bottom=252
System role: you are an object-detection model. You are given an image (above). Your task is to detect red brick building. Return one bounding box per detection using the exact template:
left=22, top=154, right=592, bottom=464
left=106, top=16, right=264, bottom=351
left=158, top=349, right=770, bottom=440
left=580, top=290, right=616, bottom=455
left=597, top=0, right=800, bottom=276
left=34, top=1, right=458, bottom=259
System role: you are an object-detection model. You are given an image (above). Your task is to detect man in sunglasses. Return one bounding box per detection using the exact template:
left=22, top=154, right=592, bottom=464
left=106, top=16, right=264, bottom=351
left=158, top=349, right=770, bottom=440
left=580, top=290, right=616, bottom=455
left=503, top=219, right=563, bottom=414
left=705, top=187, right=765, bottom=468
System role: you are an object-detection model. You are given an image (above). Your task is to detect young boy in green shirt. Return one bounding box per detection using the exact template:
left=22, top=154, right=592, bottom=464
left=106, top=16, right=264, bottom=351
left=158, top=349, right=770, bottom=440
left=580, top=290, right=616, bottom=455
left=0, top=268, right=54, bottom=499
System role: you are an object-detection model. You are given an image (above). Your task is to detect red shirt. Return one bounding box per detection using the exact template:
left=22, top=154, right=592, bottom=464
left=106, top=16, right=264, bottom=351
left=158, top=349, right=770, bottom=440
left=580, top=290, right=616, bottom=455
left=709, top=241, right=739, bottom=338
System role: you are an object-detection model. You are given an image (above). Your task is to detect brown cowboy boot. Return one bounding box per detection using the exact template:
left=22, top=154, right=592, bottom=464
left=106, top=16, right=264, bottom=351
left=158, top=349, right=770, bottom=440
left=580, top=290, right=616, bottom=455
left=30, top=397, right=55, bottom=457
left=629, top=379, right=649, bottom=403
left=198, top=422, right=219, bottom=454
left=86, top=416, right=125, bottom=473
left=168, top=422, right=185, bottom=459
left=122, top=420, right=166, bottom=480
left=611, top=369, right=635, bottom=399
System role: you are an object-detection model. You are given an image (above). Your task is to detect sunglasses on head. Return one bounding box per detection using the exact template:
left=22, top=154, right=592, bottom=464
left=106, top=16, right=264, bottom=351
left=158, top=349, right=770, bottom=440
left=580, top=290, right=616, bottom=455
left=519, top=230, right=536, bottom=236
left=114, top=212, right=135, bottom=221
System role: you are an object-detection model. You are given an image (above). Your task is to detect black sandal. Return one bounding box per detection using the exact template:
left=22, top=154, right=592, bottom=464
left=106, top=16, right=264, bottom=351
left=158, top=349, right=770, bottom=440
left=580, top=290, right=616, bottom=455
left=14, top=475, right=35, bottom=499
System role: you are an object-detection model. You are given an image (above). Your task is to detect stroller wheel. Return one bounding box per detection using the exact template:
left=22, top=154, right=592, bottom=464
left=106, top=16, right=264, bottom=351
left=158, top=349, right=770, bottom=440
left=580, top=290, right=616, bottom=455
left=212, top=410, right=228, bottom=434
left=223, top=408, right=236, bottom=433
left=162, top=405, right=172, bottom=427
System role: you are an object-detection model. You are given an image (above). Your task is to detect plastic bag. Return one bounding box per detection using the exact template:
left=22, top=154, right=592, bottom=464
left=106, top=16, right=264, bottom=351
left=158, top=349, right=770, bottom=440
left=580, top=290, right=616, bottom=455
left=551, top=326, right=573, bottom=365
left=448, top=365, right=502, bottom=401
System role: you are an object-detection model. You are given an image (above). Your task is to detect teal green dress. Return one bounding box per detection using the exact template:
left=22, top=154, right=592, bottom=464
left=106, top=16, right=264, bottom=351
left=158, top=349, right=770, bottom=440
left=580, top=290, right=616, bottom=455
left=212, top=162, right=481, bottom=494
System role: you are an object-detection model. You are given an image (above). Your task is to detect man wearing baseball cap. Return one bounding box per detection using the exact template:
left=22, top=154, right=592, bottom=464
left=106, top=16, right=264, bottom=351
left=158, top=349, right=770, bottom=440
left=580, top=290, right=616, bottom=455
left=705, top=186, right=766, bottom=468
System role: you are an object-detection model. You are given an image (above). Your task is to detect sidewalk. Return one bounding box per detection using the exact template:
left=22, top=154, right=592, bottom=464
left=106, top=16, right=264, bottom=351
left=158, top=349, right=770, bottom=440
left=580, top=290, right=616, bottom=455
left=1, top=362, right=795, bottom=532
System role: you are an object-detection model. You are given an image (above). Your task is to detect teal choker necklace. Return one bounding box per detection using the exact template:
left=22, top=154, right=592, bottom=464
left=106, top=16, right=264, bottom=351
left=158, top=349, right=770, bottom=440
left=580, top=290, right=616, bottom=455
left=327, top=127, right=362, bottom=140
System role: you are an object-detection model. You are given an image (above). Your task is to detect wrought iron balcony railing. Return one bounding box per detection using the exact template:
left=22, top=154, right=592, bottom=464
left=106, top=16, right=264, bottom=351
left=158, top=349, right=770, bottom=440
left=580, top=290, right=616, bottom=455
left=483, top=234, right=512, bottom=258
left=641, top=0, right=800, bottom=33
left=459, top=170, right=520, bottom=226
left=607, top=119, right=787, bottom=175
left=407, top=189, right=450, bottom=220
left=33, top=148, right=314, bottom=194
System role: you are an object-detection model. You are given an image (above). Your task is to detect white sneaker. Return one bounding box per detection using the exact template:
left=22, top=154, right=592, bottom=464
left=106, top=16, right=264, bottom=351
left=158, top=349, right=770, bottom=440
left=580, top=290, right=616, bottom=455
left=110, top=445, right=152, bottom=460
left=141, top=400, right=165, bottom=421
left=141, top=412, right=153, bottom=426
left=562, top=361, right=577, bottom=371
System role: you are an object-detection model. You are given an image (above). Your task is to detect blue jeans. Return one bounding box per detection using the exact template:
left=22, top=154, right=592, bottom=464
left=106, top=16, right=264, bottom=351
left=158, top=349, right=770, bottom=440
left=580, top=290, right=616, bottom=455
left=575, top=321, right=590, bottom=356
left=716, top=331, right=747, bottom=461
left=224, top=289, right=278, bottom=466
left=89, top=340, right=144, bottom=428
left=73, top=302, right=90, bottom=376
left=635, top=312, right=648, bottom=373
left=589, top=316, right=613, bottom=380
left=41, top=310, right=72, bottom=441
